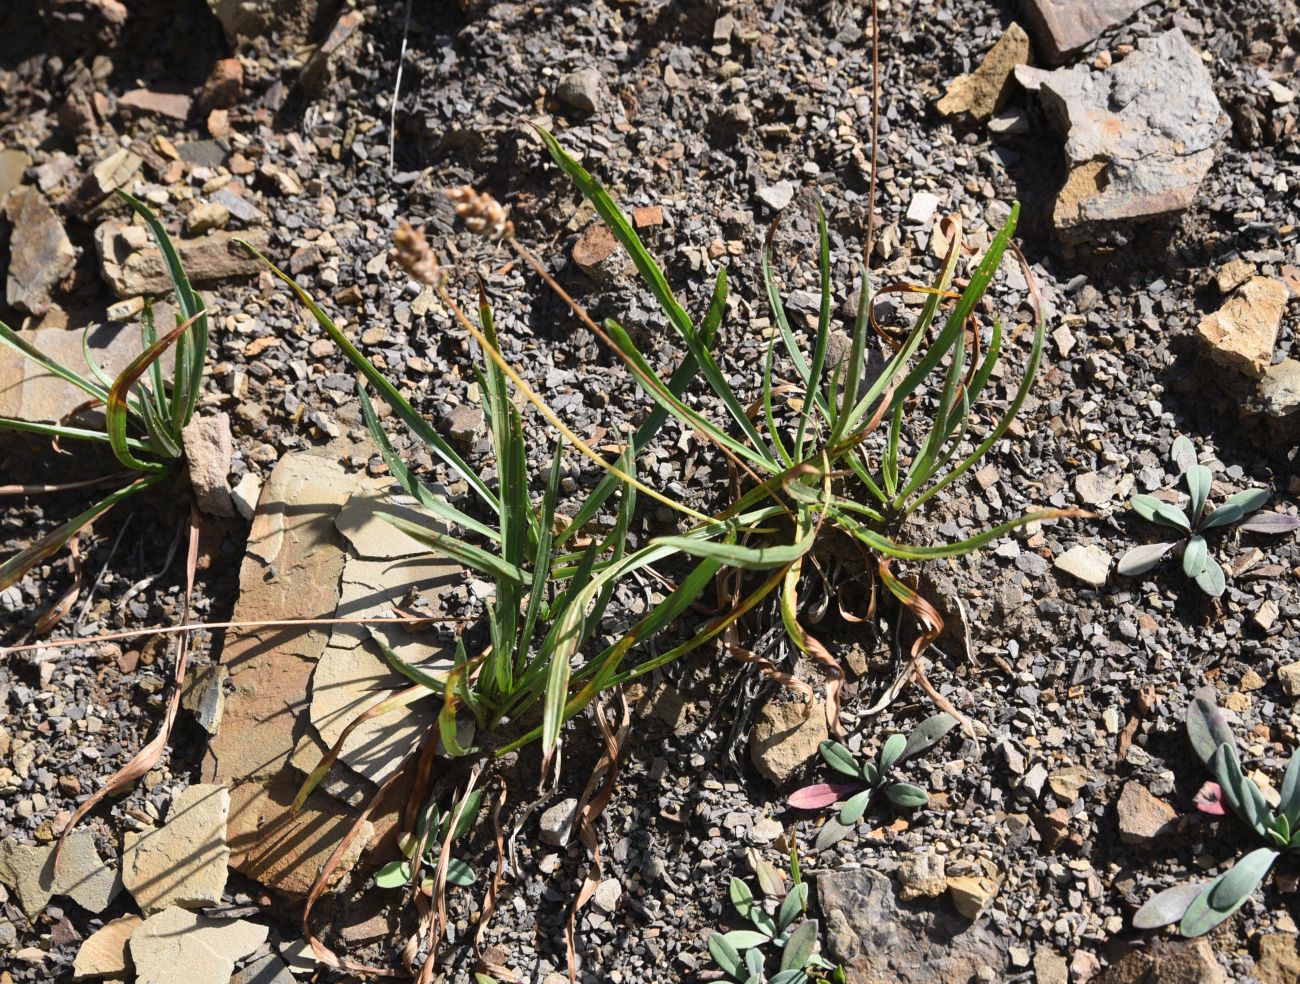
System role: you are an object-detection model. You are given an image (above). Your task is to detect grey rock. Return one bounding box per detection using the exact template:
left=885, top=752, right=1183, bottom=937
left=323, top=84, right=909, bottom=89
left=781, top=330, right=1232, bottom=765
left=1022, top=0, right=1157, bottom=63
left=1034, top=30, right=1228, bottom=243
left=756, top=180, right=796, bottom=211
left=1256, top=359, right=1300, bottom=417
left=182, top=662, right=227, bottom=735
left=4, top=187, right=76, bottom=314
left=819, top=867, right=1005, bottom=983
left=539, top=797, right=579, bottom=847
left=556, top=68, right=605, bottom=114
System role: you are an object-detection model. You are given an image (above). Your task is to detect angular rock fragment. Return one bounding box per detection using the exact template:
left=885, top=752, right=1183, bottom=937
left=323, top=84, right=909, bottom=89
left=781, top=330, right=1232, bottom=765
left=936, top=23, right=1031, bottom=121
left=0, top=831, right=122, bottom=920
left=129, top=908, right=266, bottom=984
left=72, top=914, right=142, bottom=981
left=556, top=68, right=605, bottom=114
left=1255, top=359, right=1300, bottom=418
left=0, top=324, right=149, bottom=424
left=749, top=698, right=828, bottom=783
left=1116, top=781, right=1177, bottom=845
left=0, top=148, right=31, bottom=201
left=118, top=88, right=193, bottom=120
left=1032, top=30, right=1228, bottom=244
left=182, top=412, right=237, bottom=518
left=1196, top=276, right=1288, bottom=378
left=1022, top=0, right=1156, bottom=64
left=121, top=784, right=230, bottom=913
left=4, top=187, right=76, bottom=314
left=96, top=223, right=267, bottom=296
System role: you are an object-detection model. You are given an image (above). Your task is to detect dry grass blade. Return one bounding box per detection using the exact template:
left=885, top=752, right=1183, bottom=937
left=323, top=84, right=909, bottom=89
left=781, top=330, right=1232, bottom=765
left=32, top=536, right=82, bottom=636
left=55, top=503, right=199, bottom=872
left=474, top=778, right=510, bottom=956
left=418, top=765, right=482, bottom=984
left=566, top=694, right=630, bottom=983
left=799, top=626, right=845, bottom=737
left=0, top=472, right=135, bottom=496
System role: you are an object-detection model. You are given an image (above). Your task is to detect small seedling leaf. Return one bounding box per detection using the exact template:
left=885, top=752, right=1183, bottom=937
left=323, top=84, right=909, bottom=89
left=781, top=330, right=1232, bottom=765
left=884, top=782, right=929, bottom=808
left=1195, top=555, right=1226, bottom=597
left=819, top=740, right=859, bottom=778
left=778, top=882, right=809, bottom=932
left=1237, top=512, right=1300, bottom=535
left=375, top=860, right=411, bottom=889
left=1117, top=541, right=1176, bottom=576
left=771, top=971, right=810, bottom=984
left=837, top=788, right=873, bottom=826
left=1171, top=436, right=1196, bottom=472
left=779, top=919, right=818, bottom=972
left=730, top=878, right=757, bottom=919
left=814, top=817, right=853, bottom=852
left=1134, top=882, right=1204, bottom=929
left=1131, top=495, right=1190, bottom=532
left=878, top=734, right=907, bottom=773
left=443, top=857, right=477, bottom=887
left=1182, top=535, right=1208, bottom=578
left=709, top=933, right=744, bottom=977
left=1201, top=847, right=1278, bottom=919
left=1184, top=465, right=1213, bottom=522
left=1187, top=698, right=1235, bottom=766
left=722, top=930, right=771, bottom=950
left=901, top=712, right=959, bottom=763
left=754, top=858, right=786, bottom=898
left=788, top=783, right=860, bottom=811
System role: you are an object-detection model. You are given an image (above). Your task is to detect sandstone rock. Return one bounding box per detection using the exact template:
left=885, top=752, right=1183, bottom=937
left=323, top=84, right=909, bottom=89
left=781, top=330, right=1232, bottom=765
left=1216, top=258, right=1255, bottom=294
left=1196, top=277, right=1289, bottom=378
left=121, top=784, right=229, bottom=913
left=749, top=698, right=828, bottom=783
left=72, top=914, right=141, bottom=980
left=182, top=412, right=236, bottom=517
left=946, top=874, right=999, bottom=919
left=231, top=471, right=263, bottom=521
left=1255, top=360, right=1300, bottom=418
left=1034, top=948, right=1070, bottom=984
left=76, top=147, right=142, bottom=209
left=1116, top=781, right=1177, bottom=845
left=118, top=88, right=192, bottom=120
left=197, top=57, right=243, bottom=112
left=1255, top=934, right=1300, bottom=984
left=572, top=222, right=621, bottom=281
left=1047, top=764, right=1090, bottom=803
left=935, top=23, right=1030, bottom=120
left=203, top=448, right=386, bottom=894
left=0, top=324, right=147, bottom=424
left=186, top=201, right=230, bottom=234
left=555, top=68, right=605, bottom=113
left=0, top=148, right=30, bottom=201
left=1054, top=545, right=1110, bottom=587
left=1074, top=472, right=1117, bottom=507
left=0, top=831, right=121, bottom=919
left=898, top=852, right=947, bottom=901
left=1033, top=30, right=1227, bottom=244
left=129, top=907, right=266, bottom=984
left=96, top=223, right=267, bottom=297
left=1278, top=661, right=1300, bottom=697
left=539, top=798, right=579, bottom=848
left=1094, top=937, right=1227, bottom=984
left=1022, top=0, right=1156, bottom=63
left=819, top=867, right=1005, bottom=982
left=4, top=187, right=76, bottom=314
left=445, top=401, right=485, bottom=445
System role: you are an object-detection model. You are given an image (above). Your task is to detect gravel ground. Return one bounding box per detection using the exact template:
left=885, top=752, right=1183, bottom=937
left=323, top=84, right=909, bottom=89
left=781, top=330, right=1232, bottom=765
left=1, top=0, right=1298, bottom=981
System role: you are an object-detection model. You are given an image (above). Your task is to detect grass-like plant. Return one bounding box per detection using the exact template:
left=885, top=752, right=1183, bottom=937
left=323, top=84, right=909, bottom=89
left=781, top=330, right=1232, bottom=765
left=1117, top=436, right=1299, bottom=596
left=520, top=127, right=1077, bottom=723
left=788, top=712, right=957, bottom=849
left=1135, top=697, right=1300, bottom=937
left=0, top=192, right=208, bottom=591
left=708, top=846, right=838, bottom=984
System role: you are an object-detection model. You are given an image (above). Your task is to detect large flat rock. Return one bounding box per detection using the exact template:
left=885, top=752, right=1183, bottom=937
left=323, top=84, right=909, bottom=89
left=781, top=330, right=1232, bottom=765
left=1033, top=29, right=1228, bottom=244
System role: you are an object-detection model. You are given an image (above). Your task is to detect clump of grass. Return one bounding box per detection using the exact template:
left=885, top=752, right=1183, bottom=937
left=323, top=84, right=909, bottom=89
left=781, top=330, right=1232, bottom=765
left=0, top=192, right=208, bottom=592
left=516, top=127, right=1082, bottom=729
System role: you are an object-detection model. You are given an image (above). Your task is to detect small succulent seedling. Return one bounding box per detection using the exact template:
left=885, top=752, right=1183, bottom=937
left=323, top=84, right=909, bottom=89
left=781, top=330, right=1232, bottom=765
left=1118, top=436, right=1299, bottom=596
left=1134, top=697, right=1300, bottom=937
left=707, top=848, right=837, bottom=984
left=375, top=789, right=482, bottom=893
left=788, top=712, right=958, bottom=850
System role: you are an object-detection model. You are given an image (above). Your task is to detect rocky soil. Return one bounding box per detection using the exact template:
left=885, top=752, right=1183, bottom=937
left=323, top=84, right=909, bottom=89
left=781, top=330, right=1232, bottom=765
left=0, top=0, right=1298, bottom=982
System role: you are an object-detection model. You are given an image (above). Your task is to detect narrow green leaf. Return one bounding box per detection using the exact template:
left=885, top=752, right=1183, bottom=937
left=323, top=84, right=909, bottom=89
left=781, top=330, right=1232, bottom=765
left=1182, top=535, right=1208, bottom=579
left=820, top=741, right=859, bottom=778
left=779, top=919, right=818, bottom=972
left=837, top=788, right=872, bottom=826
left=1187, top=698, right=1236, bottom=767
left=709, top=933, right=744, bottom=977
left=878, top=734, right=907, bottom=773
left=1131, top=494, right=1191, bottom=533
left=884, top=782, right=929, bottom=808
left=1195, top=555, right=1226, bottom=597
left=1185, top=465, right=1213, bottom=523
left=374, top=860, right=411, bottom=889
left=900, top=713, right=959, bottom=763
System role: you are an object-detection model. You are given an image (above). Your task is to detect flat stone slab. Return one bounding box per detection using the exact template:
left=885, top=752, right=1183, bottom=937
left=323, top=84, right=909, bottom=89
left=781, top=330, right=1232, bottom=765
left=129, top=907, right=267, bottom=984
left=0, top=830, right=122, bottom=920
left=121, top=783, right=230, bottom=913
left=1033, top=29, right=1228, bottom=244
left=5, top=186, right=76, bottom=314
left=95, top=221, right=267, bottom=297
left=203, top=447, right=397, bottom=894
left=72, top=913, right=142, bottom=980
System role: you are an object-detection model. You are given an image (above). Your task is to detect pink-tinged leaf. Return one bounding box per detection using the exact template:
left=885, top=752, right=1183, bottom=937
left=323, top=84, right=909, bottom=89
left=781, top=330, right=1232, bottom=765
left=788, top=783, right=861, bottom=810
left=1238, top=512, right=1300, bottom=535
left=1193, top=781, right=1226, bottom=816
